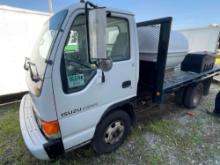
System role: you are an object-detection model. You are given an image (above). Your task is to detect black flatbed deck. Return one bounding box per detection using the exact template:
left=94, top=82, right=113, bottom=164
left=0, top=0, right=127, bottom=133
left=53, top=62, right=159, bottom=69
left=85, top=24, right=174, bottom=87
left=163, top=66, right=220, bottom=93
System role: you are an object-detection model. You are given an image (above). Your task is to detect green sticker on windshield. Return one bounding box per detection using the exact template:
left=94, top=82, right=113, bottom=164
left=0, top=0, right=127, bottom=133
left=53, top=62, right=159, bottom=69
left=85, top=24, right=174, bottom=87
left=64, top=30, right=79, bottom=53
left=64, top=44, right=79, bottom=53
left=67, top=74, right=85, bottom=88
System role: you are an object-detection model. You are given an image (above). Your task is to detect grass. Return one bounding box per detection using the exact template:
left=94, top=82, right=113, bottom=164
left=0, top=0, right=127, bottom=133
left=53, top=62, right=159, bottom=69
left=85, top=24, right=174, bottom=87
left=146, top=119, right=203, bottom=150
left=0, top=103, right=36, bottom=164
left=0, top=83, right=220, bottom=164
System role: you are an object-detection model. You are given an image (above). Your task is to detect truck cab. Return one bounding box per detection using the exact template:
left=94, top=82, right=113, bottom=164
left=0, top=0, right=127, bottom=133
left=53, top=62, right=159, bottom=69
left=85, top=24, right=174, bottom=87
left=20, top=2, right=139, bottom=159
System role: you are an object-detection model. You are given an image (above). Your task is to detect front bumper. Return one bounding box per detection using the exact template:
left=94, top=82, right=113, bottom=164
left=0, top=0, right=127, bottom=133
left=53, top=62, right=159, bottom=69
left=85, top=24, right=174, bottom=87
left=19, top=94, right=50, bottom=160
left=20, top=94, right=65, bottom=160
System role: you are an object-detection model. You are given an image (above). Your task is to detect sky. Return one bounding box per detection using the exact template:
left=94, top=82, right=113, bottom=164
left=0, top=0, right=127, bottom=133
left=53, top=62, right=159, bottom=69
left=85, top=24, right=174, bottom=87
left=0, top=0, right=219, bottom=29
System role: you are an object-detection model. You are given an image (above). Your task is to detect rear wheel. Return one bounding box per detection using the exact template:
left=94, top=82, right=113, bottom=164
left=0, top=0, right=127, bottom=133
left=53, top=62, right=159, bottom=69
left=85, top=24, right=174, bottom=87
left=92, top=110, right=131, bottom=154
left=214, top=91, right=220, bottom=115
left=175, top=87, right=186, bottom=105
left=203, top=78, right=212, bottom=96
left=184, top=83, right=204, bottom=109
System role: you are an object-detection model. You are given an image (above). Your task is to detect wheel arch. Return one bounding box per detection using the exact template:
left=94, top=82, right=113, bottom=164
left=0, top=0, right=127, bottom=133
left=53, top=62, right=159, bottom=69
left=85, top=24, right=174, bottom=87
left=98, top=98, right=136, bottom=127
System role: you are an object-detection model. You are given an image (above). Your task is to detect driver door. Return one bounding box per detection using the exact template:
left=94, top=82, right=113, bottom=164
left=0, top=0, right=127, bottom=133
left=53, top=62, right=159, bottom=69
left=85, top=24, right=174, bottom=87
left=52, top=11, right=137, bottom=149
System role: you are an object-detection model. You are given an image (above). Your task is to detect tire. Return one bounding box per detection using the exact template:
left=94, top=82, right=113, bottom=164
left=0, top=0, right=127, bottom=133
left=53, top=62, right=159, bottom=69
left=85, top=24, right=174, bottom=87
left=203, top=78, right=212, bottom=96
left=175, top=87, right=186, bottom=105
left=214, top=91, right=220, bottom=115
left=92, top=110, right=131, bottom=154
left=184, top=83, right=204, bottom=109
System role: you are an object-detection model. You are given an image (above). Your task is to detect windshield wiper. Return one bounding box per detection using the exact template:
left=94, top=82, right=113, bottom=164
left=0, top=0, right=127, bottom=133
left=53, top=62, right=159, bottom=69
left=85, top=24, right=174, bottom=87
left=65, top=56, right=92, bottom=69
left=24, top=57, right=41, bottom=82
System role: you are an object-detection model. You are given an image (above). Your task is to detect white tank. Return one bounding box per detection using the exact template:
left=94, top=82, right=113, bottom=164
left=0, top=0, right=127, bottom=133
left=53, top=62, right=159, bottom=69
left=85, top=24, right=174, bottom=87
left=138, top=26, right=189, bottom=69
left=178, top=26, right=220, bottom=53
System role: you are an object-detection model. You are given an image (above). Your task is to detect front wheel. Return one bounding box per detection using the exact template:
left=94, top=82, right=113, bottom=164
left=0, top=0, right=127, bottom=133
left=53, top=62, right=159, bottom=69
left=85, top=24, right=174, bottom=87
left=92, top=110, right=131, bottom=154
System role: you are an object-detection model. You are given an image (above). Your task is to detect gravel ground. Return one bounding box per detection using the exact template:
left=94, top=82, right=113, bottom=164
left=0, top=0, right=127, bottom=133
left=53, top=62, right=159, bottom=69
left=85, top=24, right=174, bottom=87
left=0, top=83, right=220, bottom=165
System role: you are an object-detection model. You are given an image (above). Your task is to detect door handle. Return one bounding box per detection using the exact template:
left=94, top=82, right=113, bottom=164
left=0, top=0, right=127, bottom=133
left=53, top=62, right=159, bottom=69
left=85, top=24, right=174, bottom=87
left=122, top=80, right=131, bottom=88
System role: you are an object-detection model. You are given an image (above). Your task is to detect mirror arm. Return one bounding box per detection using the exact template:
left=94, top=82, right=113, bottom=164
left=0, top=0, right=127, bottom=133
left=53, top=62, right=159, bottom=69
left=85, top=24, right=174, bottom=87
left=45, top=59, right=53, bottom=65
left=101, top=71, right=105, bottom=83
left=85, top=1, right=98, bottom=9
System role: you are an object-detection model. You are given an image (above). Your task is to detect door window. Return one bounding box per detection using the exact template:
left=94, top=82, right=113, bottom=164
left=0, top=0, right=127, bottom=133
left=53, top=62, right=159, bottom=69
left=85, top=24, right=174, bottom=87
left=61, top=15, right=96, bottom=93
left=107, top=17, right=130, bottom=61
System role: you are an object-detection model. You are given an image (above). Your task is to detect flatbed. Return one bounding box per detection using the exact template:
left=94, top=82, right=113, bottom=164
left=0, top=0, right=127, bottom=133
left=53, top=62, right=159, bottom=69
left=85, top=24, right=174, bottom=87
left=164, top=66, right=220, bottom=93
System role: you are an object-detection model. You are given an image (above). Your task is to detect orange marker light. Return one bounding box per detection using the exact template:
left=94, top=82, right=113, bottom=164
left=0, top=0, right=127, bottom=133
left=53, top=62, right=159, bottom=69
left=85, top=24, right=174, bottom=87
left=156, top=92, right=160, bottom=96
left=41, top=120, right=60, bottom=138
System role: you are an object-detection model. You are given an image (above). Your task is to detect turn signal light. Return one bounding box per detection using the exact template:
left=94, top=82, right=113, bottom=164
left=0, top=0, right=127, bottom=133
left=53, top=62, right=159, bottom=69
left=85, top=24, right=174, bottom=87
left=41, top=120, right=60, bottom=139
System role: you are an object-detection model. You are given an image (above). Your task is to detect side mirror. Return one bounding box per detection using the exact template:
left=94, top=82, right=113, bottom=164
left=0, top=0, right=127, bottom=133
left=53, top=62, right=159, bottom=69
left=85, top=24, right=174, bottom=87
left=89, top=8, right=107, bottom=61
left=97, top=58, right=113, bottom=72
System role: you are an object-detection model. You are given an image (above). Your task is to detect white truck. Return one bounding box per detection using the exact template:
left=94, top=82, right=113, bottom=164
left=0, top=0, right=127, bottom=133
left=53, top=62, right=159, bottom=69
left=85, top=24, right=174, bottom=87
left=19, top=2, right=220, bottom=160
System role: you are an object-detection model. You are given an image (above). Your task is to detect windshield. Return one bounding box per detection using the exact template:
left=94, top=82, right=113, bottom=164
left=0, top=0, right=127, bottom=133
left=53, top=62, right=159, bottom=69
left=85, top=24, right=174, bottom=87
left=30, top=9, right=68, bottom=80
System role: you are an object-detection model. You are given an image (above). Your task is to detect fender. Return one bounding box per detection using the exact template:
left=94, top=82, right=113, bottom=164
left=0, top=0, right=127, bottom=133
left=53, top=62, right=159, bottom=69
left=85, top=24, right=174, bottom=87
left=98, top=97, right=137, bottom=126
